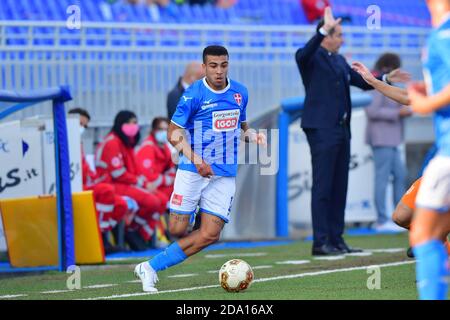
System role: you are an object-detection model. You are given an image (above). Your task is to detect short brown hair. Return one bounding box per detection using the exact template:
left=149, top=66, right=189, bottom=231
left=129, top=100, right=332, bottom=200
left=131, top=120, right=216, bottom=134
left=151, top=117, right=169, bottom=130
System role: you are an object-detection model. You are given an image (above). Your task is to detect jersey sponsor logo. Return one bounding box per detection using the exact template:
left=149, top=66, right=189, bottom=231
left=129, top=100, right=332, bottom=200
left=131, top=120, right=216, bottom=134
left=182, top=96, right=193, bottom=102
left=201, top=101, right=218, bottom=110
left=212, top=110, right=240, bottom=132
left=233, top=93, right=242, bottom=106
left=172, top=193, right=183, bottom=206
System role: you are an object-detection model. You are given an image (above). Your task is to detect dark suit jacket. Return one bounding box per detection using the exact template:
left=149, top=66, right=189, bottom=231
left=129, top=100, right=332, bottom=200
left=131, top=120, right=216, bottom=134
left=295, top=31, right=379, bottom=131
left=167, top=77, right=185, bottom=120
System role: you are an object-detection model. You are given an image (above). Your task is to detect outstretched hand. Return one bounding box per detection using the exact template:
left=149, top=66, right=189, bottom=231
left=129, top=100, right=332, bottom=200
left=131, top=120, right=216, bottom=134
left=323, top=7, right=342, bottom=33
left=387, top=68, right=411, bottom=83
left=351, top=61, right=376, bottom=85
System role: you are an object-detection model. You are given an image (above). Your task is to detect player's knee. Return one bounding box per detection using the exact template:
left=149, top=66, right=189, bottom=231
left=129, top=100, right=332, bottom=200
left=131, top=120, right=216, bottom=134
left=198, top=229, right=220, bottom=246
left=392, top=203, right=413, bottom=229
left=392, top=211, right=409, bottom=228
left=168, top=219, right=188, bottom=237
left=168, top=224, right=186, bottom=237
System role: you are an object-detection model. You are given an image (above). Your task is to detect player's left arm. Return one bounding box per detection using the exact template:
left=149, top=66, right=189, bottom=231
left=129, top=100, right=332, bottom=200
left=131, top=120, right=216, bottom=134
left=239, top=89, right=266, bottom=146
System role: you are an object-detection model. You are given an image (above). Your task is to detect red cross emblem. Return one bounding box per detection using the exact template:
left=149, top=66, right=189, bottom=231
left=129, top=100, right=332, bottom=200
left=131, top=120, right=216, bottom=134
left=233, top=93, right=242, bottom=106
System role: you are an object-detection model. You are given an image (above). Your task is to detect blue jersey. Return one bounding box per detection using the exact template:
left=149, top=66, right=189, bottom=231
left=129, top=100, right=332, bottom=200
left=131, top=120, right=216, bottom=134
left=171, top=77, right=248, bottom=177
left=422, top=16, right=450, bottom=156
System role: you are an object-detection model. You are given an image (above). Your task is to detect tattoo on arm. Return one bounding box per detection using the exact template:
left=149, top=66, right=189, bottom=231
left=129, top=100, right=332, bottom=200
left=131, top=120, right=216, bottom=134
left=170, top=213, right=190, bottom=222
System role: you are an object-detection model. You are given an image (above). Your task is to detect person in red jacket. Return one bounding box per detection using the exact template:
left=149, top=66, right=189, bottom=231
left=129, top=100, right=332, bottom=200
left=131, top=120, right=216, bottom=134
left=69, top=108, right=130, bottom=253
left=95, top=110, right=167, bottom=250
left=136, top=117, right=175, bottom=205
left=136, top=117, right=176, bottom=245
left=300, top=0, right=329, bottom=24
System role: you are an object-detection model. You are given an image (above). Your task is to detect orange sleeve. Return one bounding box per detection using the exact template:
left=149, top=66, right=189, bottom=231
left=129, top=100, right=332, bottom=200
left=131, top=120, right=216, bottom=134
left=400, top=177, right=422, bottom=210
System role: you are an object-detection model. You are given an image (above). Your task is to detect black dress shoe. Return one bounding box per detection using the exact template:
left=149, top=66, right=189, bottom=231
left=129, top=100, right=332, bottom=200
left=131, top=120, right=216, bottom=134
left=312, top=244, right=342, bottom=256
left=334, top=242, right=363, bottom=253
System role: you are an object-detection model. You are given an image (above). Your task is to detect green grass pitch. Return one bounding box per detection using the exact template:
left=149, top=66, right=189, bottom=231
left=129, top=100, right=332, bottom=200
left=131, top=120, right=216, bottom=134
left=0, top=233, right=446, bottom=300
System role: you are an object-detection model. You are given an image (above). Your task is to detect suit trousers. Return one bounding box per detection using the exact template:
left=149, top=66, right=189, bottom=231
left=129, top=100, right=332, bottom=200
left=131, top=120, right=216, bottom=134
left=304, top=124, right=350, bottom=248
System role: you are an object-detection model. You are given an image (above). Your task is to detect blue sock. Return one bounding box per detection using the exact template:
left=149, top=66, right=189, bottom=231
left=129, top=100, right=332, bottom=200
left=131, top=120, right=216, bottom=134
left=148, top=241, right=187, bottom=272
left=413, top=239, right=448, bottom=300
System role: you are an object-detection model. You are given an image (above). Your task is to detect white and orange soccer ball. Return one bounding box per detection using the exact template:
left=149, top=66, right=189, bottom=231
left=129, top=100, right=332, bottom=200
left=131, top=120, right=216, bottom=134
left=219, top=259, right=254, bottom=292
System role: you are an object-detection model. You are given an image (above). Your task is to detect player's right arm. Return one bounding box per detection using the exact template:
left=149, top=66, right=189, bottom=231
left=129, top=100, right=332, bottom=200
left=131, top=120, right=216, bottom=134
left=168, top=122, right=213, bottom=178
left=169, top=86, right=214, bottom=178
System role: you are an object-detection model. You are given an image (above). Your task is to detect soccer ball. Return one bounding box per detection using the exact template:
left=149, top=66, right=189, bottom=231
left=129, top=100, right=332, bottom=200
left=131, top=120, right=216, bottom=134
left=219, top=259, right=254, bottom=292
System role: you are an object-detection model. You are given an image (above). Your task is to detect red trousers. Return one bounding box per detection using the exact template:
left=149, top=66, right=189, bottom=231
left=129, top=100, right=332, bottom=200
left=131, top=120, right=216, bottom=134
left=113, top=183, right=168, bottom=241
left=87, top=183, right=127, bottom=233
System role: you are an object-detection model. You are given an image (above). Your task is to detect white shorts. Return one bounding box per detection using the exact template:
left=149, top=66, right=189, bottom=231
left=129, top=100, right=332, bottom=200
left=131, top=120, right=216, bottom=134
left=416, top=155, right=450, bottom=213
left=169, top=170, right=236, bottom=223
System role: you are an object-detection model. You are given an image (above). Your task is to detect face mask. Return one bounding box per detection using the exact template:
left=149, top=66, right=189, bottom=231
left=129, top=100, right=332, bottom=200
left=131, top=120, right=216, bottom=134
left=80, top=126, right=85, bottom=136
left=154, top=130, right=167, bottom=144
left=121, top=123, right=139, bottom=137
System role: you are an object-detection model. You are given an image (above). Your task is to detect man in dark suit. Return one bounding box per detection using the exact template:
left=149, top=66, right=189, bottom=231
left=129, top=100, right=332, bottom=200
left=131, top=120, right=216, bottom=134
left=295, top=7, right=400, bottom=256
left=167, top=62, right=204, bottom=120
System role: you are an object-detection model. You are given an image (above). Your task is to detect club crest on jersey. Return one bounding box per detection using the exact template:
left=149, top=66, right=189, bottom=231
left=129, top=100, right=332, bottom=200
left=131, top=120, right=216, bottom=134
left=233, top=93, right=242, bottom=106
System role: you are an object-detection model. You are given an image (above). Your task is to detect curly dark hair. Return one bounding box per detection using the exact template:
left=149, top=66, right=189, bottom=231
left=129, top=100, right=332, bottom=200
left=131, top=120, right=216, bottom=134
left=374, top=53, right=401, bottom=74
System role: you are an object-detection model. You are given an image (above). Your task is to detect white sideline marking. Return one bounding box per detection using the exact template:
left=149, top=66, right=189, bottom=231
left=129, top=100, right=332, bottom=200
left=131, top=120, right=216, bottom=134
left=0, top=294, right=28, bottom=299
left=313, top=255, right=345, bottom=261
left=205, top=252, right=267, bottom=258
left=42, top=290, right=72, bottom=294
left=368, top=248, right=404, bottom=253
left=82, top=260, right=415, bottom=300
left=253, top=261, right=415, bottom=283
left=252, top=265, right=274, bottom=269
left=345, top=252, right=373, bottom=257
left=127, top=280, right=141, bottom=283
left=275, top=260, right=310, bottom=265
left=41, top=284, right=117, bottom=294
left=84, top=284, right=117, bottom=289
left=168, top=273, right=199, bottom=278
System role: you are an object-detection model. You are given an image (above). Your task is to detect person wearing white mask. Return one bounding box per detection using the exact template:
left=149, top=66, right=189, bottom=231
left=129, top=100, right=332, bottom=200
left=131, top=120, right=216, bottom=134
left=136, top=117, right=175, bottom=210
left=135, top=117, right=176, bottom=245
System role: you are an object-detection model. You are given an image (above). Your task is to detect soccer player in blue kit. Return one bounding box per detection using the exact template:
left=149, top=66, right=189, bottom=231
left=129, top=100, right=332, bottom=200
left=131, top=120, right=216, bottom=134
left=134, top=45, right=266, bottom=292
left=407, top=0, right=450, bottom=300
left=352, top=0, right=450, bottom=300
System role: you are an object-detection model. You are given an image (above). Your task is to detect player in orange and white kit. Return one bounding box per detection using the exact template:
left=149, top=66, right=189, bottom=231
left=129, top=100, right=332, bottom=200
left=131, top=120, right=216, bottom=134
left=392, top=177, right=450, bottom=258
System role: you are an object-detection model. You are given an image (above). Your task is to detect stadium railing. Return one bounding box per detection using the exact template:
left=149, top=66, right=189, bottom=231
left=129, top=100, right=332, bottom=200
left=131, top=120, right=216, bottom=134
left=0, top=21, right=429, bottom=130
